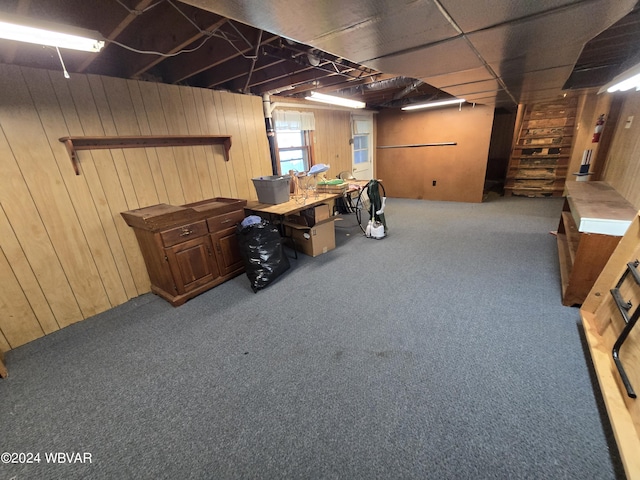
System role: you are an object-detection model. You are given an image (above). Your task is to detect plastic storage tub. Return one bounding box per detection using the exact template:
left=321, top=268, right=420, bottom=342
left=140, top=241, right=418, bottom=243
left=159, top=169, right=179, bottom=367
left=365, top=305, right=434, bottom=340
left=252, top=175, right=291, bottom=204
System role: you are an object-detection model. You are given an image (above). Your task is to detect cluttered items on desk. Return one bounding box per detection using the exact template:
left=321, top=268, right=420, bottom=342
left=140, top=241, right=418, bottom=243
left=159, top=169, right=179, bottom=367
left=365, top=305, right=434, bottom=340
left=251, top=164, right=332, bottom=206
left=316, top=178, right=349, bottom=194
left=251, top=165, right=369, bottom=210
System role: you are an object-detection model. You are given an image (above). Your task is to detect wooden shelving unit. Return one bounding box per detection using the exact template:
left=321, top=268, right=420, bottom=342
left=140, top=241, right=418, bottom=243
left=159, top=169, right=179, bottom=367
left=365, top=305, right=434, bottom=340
left=505, top=98, right=577, bottom=197
left=556, top=181, right=636, bottom=306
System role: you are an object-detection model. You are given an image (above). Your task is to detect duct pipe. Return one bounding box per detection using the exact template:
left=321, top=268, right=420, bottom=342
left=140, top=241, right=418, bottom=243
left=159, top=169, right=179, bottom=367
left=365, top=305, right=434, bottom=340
left=393, top=80, right=424, bottom=100
left=262, top=93, right=279, bottom=175
left=336, top=76, right=417, bottom=96
left=243, top=30, right=263, bottom=93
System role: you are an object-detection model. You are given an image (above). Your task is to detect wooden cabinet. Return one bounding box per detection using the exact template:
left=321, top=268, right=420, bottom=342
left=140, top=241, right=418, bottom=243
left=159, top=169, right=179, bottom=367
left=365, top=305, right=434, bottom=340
left=207, top=210, right=245, bottom=276
left=556, top=181, right=636, bottom=306
left=506, top=98, right=577, bottom=197
left=122, top=198, right=247, bottom=306
left=165, top=235, right=220, bottom=295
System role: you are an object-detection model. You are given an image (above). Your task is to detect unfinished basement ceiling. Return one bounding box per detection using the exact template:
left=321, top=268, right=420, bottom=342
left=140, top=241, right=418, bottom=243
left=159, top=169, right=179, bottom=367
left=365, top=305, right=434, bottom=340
left=0, top=0, right=639, bottom=110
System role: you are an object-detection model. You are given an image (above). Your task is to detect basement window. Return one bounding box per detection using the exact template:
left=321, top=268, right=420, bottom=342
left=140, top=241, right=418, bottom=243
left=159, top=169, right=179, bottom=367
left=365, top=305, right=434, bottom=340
left=275, top=130, right=312, bottom=174
left=273, top=110, right=315, bottom=175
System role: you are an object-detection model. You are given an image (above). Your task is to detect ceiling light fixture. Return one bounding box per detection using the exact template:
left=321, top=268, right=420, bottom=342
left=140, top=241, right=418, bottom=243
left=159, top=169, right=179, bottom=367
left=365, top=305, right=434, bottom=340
left=401, top=98, right=466, bottom=111
left=0, top=12, right=105, bottom=52
left=599, top=62, right=640, bottom=93
left=305, top=92, right=366, bottom=109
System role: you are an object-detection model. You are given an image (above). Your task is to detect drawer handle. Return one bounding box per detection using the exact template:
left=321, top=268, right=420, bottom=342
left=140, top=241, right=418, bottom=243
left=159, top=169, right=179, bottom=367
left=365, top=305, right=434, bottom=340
left=179, top=228, right=193, bottom=236
left=220, top=218, right=233, bottom=224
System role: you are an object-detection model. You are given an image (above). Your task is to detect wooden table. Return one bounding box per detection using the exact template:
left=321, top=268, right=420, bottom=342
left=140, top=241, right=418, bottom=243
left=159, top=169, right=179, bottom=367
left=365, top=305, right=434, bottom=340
left=245, top=192, right=342, bottom=259
left=245, top=192, right=342, bottom=219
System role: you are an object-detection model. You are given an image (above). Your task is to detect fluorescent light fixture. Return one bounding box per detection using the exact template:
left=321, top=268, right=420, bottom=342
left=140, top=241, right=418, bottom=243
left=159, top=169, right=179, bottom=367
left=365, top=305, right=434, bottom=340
left=305, top=91, right=366, bottom=109
left=599, top=61, right=640, bottom=93
left=0, top=12, right=104, bottom=52
left=402, top=98, right=466, bottom=111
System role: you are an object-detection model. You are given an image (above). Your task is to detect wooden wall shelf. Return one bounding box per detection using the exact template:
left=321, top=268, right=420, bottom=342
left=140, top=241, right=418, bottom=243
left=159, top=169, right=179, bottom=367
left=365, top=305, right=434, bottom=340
left=58, top=135, right=232, bottom=175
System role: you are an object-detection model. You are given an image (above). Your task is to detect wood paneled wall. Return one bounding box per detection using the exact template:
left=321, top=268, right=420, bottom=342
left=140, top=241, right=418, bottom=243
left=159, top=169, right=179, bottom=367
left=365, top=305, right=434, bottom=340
left=566, top=91, right=612, bottom=183
left=376, top=105, right=494, bottom=202
left=0, top=64, right=272, bottom=349
left=601, top=90, right=640, bottom=209
left=312, top=108, right=354, bottom=176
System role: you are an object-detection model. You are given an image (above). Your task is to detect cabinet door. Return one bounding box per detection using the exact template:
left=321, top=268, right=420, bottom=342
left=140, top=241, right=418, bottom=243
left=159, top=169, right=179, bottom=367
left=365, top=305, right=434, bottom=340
left=211, top=227, right=244, bottom=276
left=165, top=236, right=220, bottom=294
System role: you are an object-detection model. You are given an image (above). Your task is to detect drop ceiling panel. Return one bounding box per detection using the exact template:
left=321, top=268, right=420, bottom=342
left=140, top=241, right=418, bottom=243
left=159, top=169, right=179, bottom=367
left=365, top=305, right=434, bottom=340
left=464, top=90, right=510, bottom=102
left=311, top=2, right=458, bottom=63
left=441, top=79, right=501, bottom=97
left=423, top=67, right=495, bottom=89
left=181, top=0, right=458, bottom=64
left=367, top=37, right=484, bottom=79
left=463, top=90, right=514, bottom=107
left=467, top=0, right=636, bottom=66
left=439, top=0, right=590, bottom=32
left=182, top=0, right=381, bottom=44
left=486, top=52, right=578, bottom=80
left=501, top=66, right=575, bottom=98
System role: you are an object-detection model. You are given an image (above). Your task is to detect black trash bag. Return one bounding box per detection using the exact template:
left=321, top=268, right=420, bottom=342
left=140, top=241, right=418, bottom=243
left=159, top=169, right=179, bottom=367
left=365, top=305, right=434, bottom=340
left=237, top=218, right=290, bottom=293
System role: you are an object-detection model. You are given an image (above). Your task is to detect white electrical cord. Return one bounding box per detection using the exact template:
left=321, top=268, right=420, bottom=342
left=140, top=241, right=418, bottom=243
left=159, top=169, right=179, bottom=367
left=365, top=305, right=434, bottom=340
left=110, top=0, right=256, bottom=59
left=55, top=46, right=70, bottom=79
left=108, top=36, right=213, bottom=57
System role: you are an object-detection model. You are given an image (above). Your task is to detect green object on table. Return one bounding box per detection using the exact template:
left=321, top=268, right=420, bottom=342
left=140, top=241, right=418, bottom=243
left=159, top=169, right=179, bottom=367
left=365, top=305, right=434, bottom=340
left=317, top=179, right=345, bottom=185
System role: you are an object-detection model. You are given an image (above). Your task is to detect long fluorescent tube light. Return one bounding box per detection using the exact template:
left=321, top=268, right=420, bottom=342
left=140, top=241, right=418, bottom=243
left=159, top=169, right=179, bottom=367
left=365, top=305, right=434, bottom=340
left=402, top=98, right=465, bottom=111
left=0, top=12, right=105, bottom=52
left=305, top=92, right=366, bottom=109
left=599, top=62, right=640, bottom=93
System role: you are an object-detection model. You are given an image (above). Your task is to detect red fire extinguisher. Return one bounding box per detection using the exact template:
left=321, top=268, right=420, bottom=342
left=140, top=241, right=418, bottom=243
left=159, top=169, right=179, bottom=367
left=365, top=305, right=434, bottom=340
left=592, top=114, right=605, bottom=143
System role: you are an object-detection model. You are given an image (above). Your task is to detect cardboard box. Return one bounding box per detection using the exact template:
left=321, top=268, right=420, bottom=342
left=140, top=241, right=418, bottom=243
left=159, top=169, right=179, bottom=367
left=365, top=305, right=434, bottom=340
left=285, top=203, right=331, bottom=227
left=302, top=203, right=330, bottom=226
left=285, top=218, right=336, bottom=257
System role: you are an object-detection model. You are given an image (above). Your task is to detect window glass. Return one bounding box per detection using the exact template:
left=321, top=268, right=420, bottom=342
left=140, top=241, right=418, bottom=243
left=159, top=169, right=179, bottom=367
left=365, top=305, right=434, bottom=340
left=277, top=131, right=304, bottom=148
left=276, top=130, right=310, bottom=173
left=353, top=134, right=369, bottom=165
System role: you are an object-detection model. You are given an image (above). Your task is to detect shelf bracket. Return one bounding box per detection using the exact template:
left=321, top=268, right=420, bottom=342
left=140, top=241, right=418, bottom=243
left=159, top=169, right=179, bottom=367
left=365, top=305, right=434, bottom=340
left=58, top=135, right=232, bottom=175
left=62, top=138, right=80, bottom=175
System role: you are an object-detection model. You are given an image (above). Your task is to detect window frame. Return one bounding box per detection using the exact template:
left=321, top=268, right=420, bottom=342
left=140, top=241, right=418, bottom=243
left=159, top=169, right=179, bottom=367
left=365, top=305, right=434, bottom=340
left=275, top=129, right=314, bottom=175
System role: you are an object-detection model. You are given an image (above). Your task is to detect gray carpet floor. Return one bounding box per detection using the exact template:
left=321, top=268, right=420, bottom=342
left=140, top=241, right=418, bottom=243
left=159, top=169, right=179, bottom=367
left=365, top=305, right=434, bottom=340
left=0, top=195, right=624, bottom=479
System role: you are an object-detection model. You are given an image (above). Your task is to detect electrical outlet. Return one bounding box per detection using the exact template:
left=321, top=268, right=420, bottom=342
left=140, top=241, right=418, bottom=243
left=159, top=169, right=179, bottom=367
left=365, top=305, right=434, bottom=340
left=625, top=116, right=634, bottom=129
left=432, top=180, right=437, bottom=186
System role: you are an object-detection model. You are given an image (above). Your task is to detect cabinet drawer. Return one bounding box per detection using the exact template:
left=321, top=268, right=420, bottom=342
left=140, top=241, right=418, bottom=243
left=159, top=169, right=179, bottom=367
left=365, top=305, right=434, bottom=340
left=160, top=221, right=208, bottom=247
left=207, top=209, right=244, bottom=232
